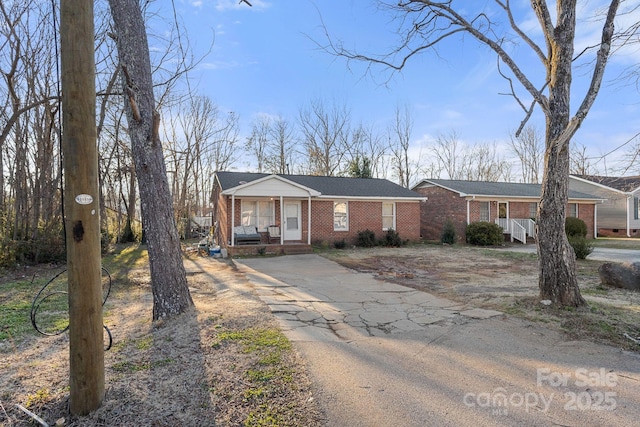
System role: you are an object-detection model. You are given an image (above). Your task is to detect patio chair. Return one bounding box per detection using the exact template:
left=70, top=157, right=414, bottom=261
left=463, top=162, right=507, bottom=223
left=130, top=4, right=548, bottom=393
left=267, top=225, right=281, bottom=243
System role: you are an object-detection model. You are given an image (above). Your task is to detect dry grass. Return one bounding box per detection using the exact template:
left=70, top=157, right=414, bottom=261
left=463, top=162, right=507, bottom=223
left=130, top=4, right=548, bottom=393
left=0, top=246, right=320, bottom=426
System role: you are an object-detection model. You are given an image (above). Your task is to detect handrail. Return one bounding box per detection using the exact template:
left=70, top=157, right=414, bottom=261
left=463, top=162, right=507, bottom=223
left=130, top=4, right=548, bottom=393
left=511, top=220, right=527, bottom=244
left=495, top=218, right=509, bottom=233
left=512, top=218, right=536, bottom=239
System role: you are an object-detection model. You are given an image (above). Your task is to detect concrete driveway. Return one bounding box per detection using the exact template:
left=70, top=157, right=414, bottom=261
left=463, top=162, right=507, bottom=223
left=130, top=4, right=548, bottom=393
left=235, top=254, right=640, bottom=427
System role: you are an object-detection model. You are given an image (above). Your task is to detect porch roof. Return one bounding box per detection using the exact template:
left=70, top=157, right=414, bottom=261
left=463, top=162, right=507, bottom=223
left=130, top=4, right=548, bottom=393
left=414, top=179, right=603, bottom=202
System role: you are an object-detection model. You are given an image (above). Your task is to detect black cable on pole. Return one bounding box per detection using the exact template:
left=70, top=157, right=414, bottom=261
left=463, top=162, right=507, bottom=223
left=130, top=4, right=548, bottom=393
left=31, top=267, right=113, bottom=351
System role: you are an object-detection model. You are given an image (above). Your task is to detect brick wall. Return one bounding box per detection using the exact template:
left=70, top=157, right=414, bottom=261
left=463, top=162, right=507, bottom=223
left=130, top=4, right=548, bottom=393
left=308, top=200, right=420, bottom=245
left=414, top=186, right=467, bottom=242
left=415, top=184, right=598, bottom=241
left=575, top=203, right=595, bottom=239
left=219, top=197, right=421, bottom=246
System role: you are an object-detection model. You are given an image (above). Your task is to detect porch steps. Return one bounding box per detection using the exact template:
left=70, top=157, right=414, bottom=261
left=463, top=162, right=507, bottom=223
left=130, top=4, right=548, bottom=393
left=281, top=244, right=314, bottom=255
left=227, top=243, right=313, bottom=257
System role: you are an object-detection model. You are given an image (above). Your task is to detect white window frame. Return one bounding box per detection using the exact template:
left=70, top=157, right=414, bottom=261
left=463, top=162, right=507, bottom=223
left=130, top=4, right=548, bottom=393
left=479, top=202, right=490, bottom=222
left=529, top=202, right=538, bottom=220
left=382, top=202, right=396, bottom=231
left=568, top=203, right=578, bottom=218
left=241, top=199, right=274, bottom=231
left=333, top=201, right=348, bottom=231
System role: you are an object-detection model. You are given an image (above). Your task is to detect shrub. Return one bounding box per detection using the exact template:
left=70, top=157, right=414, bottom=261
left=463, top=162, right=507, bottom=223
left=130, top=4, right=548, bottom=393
left=568, top=235, right=593, bottom=259
left=441, top=220, right=456, bottom=244
left=334, top=239, right=347, bottom=249
left=565, top=217, right=587, bottom=238
left=466, top=221, right=505, bottom=246
left=381, top=229, right=403, bottom=247
left=356, top=229, right=377, bottom=247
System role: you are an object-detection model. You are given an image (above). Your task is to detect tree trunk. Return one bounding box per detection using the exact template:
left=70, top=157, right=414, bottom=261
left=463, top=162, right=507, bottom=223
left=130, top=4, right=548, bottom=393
left=535, top=1, right=585, bottom=307
left=108, top=0, right=193, bottom=319
left=537, top=142, right=585, bottom=306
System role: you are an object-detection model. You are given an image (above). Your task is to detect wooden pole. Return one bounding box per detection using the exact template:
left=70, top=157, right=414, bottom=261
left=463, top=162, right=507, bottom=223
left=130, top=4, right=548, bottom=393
left=60, top=0, right=105, bottom=414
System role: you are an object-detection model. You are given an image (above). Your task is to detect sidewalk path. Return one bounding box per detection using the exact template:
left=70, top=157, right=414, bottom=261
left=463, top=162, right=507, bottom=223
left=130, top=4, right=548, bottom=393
left=235, top=254, right=640, bottom=427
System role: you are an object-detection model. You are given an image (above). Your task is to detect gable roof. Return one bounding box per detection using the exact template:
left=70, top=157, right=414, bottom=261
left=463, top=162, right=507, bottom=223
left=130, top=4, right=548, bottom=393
left=414, top=178, right=602, bottom=201
left=215, top=171, right=424, bottom=199
left=571, top=175, right=640, bottom=194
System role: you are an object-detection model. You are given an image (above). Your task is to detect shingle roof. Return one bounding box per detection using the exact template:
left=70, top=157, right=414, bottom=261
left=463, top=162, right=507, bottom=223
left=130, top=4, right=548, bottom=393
left=215, top=171, right=423, bottom=198
left=572, top=175, right=640, bottom=193
left=419, top=179, right=601, bottom=200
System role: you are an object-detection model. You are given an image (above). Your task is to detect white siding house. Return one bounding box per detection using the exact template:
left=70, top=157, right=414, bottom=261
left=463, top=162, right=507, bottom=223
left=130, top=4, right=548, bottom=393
left=569, top=175, right=640, bottom=238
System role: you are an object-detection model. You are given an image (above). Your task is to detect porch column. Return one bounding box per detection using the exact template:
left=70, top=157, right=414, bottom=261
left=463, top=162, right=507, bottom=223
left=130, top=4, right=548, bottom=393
left=280, top=195, right=284, bottom=244
left=466, top=199, right=470, bottom=224
left=231, top=194, right=235, bottom=247
left=307, top=195, right=311, bottom=245
left=627, top=196, right=631, bottom=237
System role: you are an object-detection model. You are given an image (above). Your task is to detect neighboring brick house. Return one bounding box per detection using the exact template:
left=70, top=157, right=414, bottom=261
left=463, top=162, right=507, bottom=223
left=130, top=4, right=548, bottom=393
left=412, top=179, right=602, bottom=243
left=570, top=175, right=640, bottom=237
left=212, top=172, right=424, bottom=253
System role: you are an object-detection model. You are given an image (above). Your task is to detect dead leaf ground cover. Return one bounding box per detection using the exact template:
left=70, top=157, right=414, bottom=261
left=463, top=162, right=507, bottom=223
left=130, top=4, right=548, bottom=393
left=2, top=241, right=640, bottom=426
left=0, top=244, right=320, bottom=427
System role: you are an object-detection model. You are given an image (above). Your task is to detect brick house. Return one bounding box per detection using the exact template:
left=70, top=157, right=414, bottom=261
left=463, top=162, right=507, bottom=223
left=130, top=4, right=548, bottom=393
left=570, top=175, right=640, bottom=238
left=212, top=172, right=424, bottom=254
left=412, top=179, right=603, bottom=243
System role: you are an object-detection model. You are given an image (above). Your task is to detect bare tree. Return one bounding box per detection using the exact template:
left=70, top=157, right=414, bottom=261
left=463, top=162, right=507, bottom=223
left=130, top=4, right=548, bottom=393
left=265, top=116, right=296, bottom=174
left=108, top=0, right=193, bottom=320
left=322, top=0, right=632, bottom=306
left=389, top=104, right=417, bottom=187
left=431, top=130, right=463, bottom=180
left=298, top=98, right=351, bottom=176
left=570, top=142, right=599, bottom=176
left=510, top=126, right=543, bottom=183
left=246, top=115, right=271, bottom=173
left=462, top=143, right=512, bottom=181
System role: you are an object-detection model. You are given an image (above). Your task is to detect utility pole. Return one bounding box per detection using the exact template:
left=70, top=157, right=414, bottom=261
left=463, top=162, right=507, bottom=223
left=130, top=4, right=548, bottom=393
left=60, top=0, right=105, bottom=414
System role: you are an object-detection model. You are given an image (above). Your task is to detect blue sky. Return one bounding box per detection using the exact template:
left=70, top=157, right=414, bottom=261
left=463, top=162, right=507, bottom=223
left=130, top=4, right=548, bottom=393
left=152, top=0, right=640, bottom=176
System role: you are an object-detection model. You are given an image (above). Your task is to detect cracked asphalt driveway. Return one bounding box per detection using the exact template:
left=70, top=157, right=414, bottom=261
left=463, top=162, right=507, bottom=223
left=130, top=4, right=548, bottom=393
left=235, top=254, right=640, bottom=427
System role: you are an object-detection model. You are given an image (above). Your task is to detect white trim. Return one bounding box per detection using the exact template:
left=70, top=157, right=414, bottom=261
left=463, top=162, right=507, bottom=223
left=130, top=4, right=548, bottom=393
left=333, top=201, right=349, bottom=231
left=382, top=202, right=396, bottom=231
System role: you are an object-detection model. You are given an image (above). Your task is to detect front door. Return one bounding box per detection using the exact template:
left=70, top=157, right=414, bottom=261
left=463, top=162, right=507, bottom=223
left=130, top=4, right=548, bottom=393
left=283, top=201, right=302, bottom=241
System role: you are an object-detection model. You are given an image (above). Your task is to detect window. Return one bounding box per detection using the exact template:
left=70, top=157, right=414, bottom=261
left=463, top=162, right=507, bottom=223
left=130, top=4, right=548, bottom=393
left=382, top=202, right=396, bottom=231
left=479, top=202, right=490, bottom=222
left=568, top=203, right=578, bottom=218
left=334, top=201, right=348, bottom=231
left=634, top=197, right=639, bottom=220
left=529, top=203, right=538, bottom=220
left=241, top=200, right=274, bottom=231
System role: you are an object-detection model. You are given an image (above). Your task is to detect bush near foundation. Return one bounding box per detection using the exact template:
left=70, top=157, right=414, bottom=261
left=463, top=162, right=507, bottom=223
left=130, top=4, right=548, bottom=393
left=466, top=222, right=504, bottom=246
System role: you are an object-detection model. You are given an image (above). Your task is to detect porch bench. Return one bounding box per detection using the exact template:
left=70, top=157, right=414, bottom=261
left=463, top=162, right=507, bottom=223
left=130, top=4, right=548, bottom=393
left=233, top=225, right=261, bottom=245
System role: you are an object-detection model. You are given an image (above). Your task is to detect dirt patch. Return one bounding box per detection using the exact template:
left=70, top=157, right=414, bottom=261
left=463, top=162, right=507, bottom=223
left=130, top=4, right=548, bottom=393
left=0, top=254, right=320, bottom=426
left=323, top=244, right=640, bottom=351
